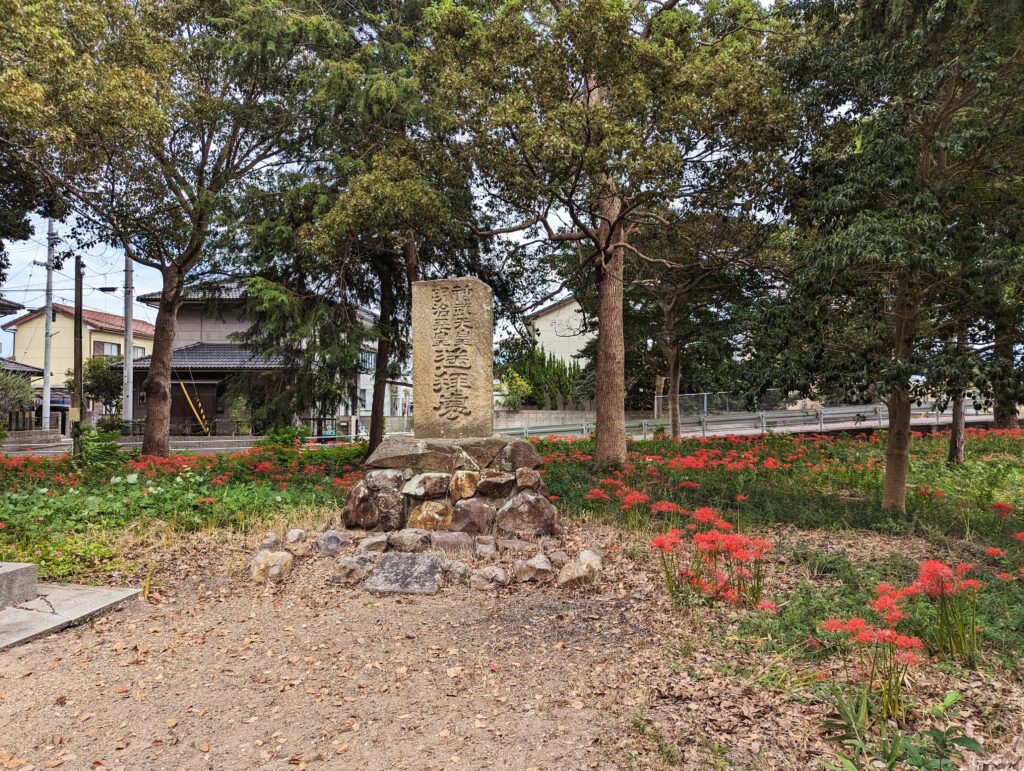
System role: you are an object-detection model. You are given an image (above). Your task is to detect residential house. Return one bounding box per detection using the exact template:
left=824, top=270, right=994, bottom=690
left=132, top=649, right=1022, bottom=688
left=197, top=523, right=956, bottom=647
left=524, top=295, right=592, bottom=365
left=127, top=284, right=412, bottom=435
left=2, top=304, right=155, bottom=415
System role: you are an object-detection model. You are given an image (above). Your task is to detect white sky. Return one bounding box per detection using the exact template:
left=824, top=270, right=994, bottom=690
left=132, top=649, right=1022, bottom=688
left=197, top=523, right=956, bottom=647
left=0, top=216, right=167, bottom=356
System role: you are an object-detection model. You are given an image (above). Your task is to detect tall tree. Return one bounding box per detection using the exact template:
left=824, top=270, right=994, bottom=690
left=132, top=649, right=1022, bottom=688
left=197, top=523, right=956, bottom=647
left=426, top=0, right=792, bottom=464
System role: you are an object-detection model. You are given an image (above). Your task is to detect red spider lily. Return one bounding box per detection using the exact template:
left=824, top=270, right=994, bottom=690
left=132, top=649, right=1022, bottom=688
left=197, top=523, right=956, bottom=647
left=679, top=481, right=701, bottom=490
left=984, top=546, right=1006, bottom=558
left=992, top=502, right=1015, bottom=519
left=197, top=496, right=216, bottom=505
left=584, top=488, right=609, bottom=500
left=650, top=500, right=681, bottom=514
left=735, top=494, right=747, bottom=502
left=620, top=491, right=650, bottom=510
left=1014, top=531, right=1024, bottom=542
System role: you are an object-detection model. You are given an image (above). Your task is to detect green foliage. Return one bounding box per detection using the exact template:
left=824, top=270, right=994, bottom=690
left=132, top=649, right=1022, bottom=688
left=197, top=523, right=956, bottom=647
left=68, top=356, right=123, bottom=414
left=497, top=370, right=531, bottom=411
left=497, top=339, right=583, bottom=409
left=0, top=370, right=35, bottom=419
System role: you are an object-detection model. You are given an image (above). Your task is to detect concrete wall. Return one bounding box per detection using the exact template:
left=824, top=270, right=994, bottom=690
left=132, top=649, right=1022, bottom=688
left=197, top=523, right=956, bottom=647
left=175, top=304, right=250, bottom=346
left=526, top=300, right=592, bottom=365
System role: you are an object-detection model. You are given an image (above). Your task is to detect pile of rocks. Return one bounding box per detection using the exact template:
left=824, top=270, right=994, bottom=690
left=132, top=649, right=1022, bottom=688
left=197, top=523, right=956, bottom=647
left=341, top=435, right=559, bottom=538
left=250, top=526, right=602, bottom=595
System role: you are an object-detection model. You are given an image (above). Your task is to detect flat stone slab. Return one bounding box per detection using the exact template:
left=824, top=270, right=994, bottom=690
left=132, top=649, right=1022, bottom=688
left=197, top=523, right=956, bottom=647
left=0, top=583, right=139, bottom=650
left=363, top=552, right=441, bottom=596
left=0, top=562, right=37, bottom=607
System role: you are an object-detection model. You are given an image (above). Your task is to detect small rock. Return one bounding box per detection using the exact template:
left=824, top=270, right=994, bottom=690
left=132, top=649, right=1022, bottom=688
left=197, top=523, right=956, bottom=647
left=440, top=559, right=471, bottom=586
left=315, top=529, right=350, bottom=556
left=390, top=528, right=431, bottom=552
left=494, top=439, right=542, bottom=472
left=514, top=467, right=548, bottom=495
left=332, top=554, right=378, bottom=585
left=556, top=550, right=602, bottom=589
left=449, top=470, right=480, bottom=502
left=407, top=500, right=453, bottom=531
left=430, top=531, right=475, bottom=559
left=513, top=553, right=554, bottom=582
left=284, top=528, right=306, bottom=544
left=342, top=480, right=378, bottom=530
left=475, top=542, right=498, bottom=561
left=496, top=489, right=560, bottom=538
left=251, top=550, right=294, bottom=583
left=402, top=472, right=452, bottom=499
left=469, top=565, right=508, bottom=591
left=475, top=535, right=495, bottom=545
left=476, top=470, right=517, bottom=498
left=364, top=469, right=405, bottom=491
left=284, top=541, right=312, bottom=558
left=450, top=498, right=497, bottom=535
left=375, top=487, right=406, bottom=531
left=497, top=538, right=537, bottom=556
left=547, top=549, right=571, bottom=569
left=364, top=552, right=442, bottom=595
left=259, top=532, right=282, bottom=551
left=357, top=534, right=389, bottom=553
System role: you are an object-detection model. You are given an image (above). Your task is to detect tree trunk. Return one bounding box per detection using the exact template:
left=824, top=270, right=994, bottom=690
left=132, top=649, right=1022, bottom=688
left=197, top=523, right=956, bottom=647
left=947, top=392, right=965, bottom=465
left=992, top=312, right=1018, bottom=428
left=593, top=240, right=627, bottom=464
left=141, top=269, right=183, bottom=456
left=668, top=346, right=681, bottom=439
left=368, top=266, right=394, bottom=454
left=881, top=295, right=917, bottom=513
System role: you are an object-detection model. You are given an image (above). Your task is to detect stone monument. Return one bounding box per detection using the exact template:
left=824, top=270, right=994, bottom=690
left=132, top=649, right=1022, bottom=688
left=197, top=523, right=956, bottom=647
left=341, top=277, right=559, bottom=538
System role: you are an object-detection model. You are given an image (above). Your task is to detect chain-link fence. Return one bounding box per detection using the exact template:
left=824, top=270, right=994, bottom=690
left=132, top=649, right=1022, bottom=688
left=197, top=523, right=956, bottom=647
left=655, top=389, right=787, bottom=418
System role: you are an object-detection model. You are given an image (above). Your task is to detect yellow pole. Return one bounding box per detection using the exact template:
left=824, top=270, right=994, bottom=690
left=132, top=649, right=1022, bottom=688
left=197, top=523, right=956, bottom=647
left=178, top=381, right=209, bottom=434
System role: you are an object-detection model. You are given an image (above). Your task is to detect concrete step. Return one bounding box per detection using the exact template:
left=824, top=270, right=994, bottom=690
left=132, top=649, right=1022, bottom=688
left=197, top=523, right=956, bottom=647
left=0, top=562, right=38, bottom=608
left=0, top=583, right=139, bottom=650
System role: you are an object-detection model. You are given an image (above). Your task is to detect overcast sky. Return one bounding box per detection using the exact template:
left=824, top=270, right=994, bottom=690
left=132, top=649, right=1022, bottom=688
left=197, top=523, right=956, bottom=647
left=0, top=216, right=167, bottom=357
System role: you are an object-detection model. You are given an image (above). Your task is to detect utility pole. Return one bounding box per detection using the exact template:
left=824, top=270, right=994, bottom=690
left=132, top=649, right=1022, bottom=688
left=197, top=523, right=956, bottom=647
left=72, top=254, right=84, bottom=456
left=122, top=254, right=134, bottom=423
left=33, top=219, right=55, bottom=430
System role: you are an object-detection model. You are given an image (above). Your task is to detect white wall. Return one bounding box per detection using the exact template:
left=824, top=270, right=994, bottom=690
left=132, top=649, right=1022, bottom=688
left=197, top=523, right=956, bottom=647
left=527, top=300, right=592, bottom=365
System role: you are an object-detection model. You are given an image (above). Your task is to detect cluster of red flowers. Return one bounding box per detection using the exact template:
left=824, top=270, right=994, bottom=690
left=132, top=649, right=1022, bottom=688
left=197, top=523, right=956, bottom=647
left=820, top=617, right=924, bottom=663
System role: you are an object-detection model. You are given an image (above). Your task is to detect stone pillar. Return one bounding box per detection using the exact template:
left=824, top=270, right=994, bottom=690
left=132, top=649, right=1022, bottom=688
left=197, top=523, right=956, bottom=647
left=411, top=278, right=493, bottom=439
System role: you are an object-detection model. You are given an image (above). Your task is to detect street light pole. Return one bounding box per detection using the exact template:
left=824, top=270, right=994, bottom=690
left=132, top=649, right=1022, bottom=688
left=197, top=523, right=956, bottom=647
left=123, top=254, right=134, bottom=422
left=72, top=254, right=84, bottom=456
left=36, top=219, right=55, bottom=430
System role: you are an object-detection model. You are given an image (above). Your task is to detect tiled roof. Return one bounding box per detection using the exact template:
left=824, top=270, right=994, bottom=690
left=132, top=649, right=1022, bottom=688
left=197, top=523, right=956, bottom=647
left=137, top=282, right=246, bottom=305
left=0, top=296, right=24, bottom=315
left=0, top=358, right=43, bottom=375
left=2, top=304, right=156, bottom=337
left=121, top=342, right=285, bottom=371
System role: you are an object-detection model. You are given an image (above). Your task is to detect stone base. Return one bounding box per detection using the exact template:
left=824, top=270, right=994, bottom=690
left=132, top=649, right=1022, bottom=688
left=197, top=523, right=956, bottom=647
left=342, top=435, right=560, bottom=538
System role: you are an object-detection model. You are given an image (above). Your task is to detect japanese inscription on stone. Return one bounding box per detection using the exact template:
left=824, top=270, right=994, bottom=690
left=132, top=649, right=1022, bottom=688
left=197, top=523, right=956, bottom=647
left=412, top=278, right=493, bottom=439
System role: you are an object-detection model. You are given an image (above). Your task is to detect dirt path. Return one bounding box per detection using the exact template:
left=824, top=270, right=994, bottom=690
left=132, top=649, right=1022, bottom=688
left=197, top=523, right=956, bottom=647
left=0, top=543, right=648, bottom=771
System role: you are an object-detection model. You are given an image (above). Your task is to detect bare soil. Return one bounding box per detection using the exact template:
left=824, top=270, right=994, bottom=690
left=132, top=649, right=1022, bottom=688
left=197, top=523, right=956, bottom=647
left=1, top=525, right=1021, bottom=771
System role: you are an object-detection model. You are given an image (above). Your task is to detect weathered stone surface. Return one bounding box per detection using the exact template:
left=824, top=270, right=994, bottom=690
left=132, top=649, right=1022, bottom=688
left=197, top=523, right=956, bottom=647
left=259, top=532, right=282, bottom=552
left=364, top=552, right=441, bottom=595
left=514, top=467, right=548, bottom=495
left=332, top=554, right=378, bottom=585
left=364, top=469, right=405, bottom=491
left=496, top=489, right=560, bottom=538
left=284, top=541, right=312, bottom=558
left=407, top=500, right=453, bottom=531
left=449, top=470, right=480, bottom=502
left=557, top=550, right=602, bottom=589
left=449, top=498, right=497, bottom=535
left=494, top=439, right=542, bottom=472
left=342, top=480, right=378, bottom=530
left=475, top=542, right=498, bottom=561
left=440, top=559, right=471, bottom=586
left=458, top=436, right=509, bottom=470
left=497, top=538, right=537, bottom=556
left=364, top=436, right=474, bottom=474
left=411, top=278, right=493, bottom=439
left=430, top=531, right=475, bottom=559
left=0, top=563, right=36, bottom=607
left=547, top=549, right=571, bottom=569
left=375, top=487, right=406, bottom=531
left=402, top=472, right=452, bottom=499
left=251, top=551, right=294, bottom=583
left=512, top=553, right=553, bottom=583
left=357, top=534, right=389, bottom=553
left=476, top=470, right=516, bottom=498
left=284, top=528, right=306, bottom=544
left=469, top=565, right=508, bottom=591
left=315, top=529, right=350, bottom=557
left=389, top=528, right=431, bottom=552
left=475, top=535, right=495, bottom=545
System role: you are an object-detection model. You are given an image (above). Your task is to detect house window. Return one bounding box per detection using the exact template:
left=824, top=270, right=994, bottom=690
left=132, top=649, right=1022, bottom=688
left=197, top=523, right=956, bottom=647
left=133, top=345, right=145, bottom=358
left=358, top=349, right=376, bottom=372
left=93, top=341, right=121, bottom=357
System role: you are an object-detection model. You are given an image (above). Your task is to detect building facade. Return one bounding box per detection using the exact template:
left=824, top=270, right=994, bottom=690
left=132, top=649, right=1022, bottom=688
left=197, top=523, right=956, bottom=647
left=523, top=295, right=592, bottom=365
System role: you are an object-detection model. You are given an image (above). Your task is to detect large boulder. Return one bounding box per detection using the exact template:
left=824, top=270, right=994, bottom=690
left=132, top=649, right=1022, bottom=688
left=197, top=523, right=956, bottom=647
left=251, top=550, right=294, bottom=583
left=402, top=472, right=452, bottom=499
left=364, top=436, right=477, bottom=474
left=375, top=487, right=406, bottom=531
left=514, top=467, right=548, bottom=495
left=458, top=436, right=509, bottom=469
left=407, top=500, right=453, bottom=531
left=513, top=553, right=554, bottom=583
left=357, top=534, right=389, bottom=553
left=342, top=481, right=378, bottom=530
left=449, top=498, right=497, bottom=535
left=496, top=489, right=560, bottom=538
left=364, top=552, right=442, bottom=595
left=494, top=439, right=542, bottom=472
left=449, top=470, right=480, bottom=502
left=476, top=470, right=516, bottom=498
